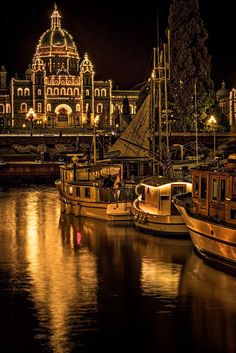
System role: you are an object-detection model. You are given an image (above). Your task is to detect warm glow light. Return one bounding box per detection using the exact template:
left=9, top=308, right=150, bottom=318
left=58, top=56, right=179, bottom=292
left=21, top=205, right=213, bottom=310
left=26, top=107, right=36, bottom=120
left=208, top=115, right=217, bottom=127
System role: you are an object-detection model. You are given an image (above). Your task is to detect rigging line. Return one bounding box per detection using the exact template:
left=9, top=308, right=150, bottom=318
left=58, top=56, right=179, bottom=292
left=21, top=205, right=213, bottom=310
left=117, top=136, right=163, bottom=164
left=117, top=139, right=163, bottom=166
left=131, top=80, right=149, bottom=90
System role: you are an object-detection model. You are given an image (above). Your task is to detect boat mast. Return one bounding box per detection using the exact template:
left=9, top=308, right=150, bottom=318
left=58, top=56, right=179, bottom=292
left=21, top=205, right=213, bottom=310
left=194, top=78, right=199, bottom=164
left=164, top=42, right=169, bottom=158
left=151, top=47, right=157, bottom=176
left=157, top=29, right=171, bottom=163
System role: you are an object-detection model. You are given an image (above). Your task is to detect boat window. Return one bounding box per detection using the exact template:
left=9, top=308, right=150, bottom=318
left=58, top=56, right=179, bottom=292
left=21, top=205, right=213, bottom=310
left=172, top=186, right=185, bottom=197
left=230, top=209, right=236, bottom=220
left=220, top=179, right=226, bottom=202
left=84, top=187, right=90, bottom=197
left=68, top=186, right=73, bottom=195
left=212, top=178, right=218, bottom=201
left=232, top=177, right=236, bottom=200
left=76, top=187, right=80, bottom=197
left=161, top=195, right=169, bottom=200
left=201, top=176, right=207, bottom=199
left=193, top=176, right=199, bottom=197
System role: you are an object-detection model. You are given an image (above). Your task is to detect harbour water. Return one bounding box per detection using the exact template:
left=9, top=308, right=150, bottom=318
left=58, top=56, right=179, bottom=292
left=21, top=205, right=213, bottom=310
left=1, top=186, right=236, bottom=353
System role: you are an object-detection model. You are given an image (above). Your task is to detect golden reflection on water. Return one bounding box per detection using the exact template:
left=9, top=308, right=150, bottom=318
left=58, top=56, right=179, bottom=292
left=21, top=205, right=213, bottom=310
left=0, top=188, right=98, bottom=353
left=3, top=188, right=236, bottom=353
left=141, top=259, right=182, bottom=299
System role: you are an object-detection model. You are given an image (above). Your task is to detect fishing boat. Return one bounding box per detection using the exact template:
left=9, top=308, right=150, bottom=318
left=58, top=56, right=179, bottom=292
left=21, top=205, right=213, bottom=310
left=173, top=154, right=236, bottom=273
left=55, top=158, right=135, bottom=222
left=132, top=176, right=192, bottom=236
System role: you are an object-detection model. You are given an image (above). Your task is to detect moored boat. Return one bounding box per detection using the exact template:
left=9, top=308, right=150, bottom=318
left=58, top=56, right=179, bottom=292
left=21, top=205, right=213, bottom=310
left=173, top=154, right=236, bottom=274
left=55, top=159, right=135, bottom=222
left=132, top=176, right=192, bottom=237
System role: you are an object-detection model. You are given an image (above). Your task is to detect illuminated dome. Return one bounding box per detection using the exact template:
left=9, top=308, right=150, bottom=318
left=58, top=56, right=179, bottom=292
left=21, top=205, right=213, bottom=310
left=216, top=81, right=230, bottom=99
left=34, top=4, right=80, bottom=76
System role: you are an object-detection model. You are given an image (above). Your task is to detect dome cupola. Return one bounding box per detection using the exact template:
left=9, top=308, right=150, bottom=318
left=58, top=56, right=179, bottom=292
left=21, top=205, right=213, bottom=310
left=80, top=53, right=94, bottom=74
left=34, top=4, right=80, bottom=76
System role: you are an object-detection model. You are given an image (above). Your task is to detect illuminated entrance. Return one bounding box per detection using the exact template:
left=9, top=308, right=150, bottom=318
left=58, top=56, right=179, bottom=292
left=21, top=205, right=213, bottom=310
left=55, top=104, right=73, bottom=127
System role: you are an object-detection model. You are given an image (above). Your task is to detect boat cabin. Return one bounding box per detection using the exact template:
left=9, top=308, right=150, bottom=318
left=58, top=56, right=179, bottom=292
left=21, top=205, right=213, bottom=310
left=191, top=155, right=236, bottom=224
left=138, top=177, right=192, bottom=216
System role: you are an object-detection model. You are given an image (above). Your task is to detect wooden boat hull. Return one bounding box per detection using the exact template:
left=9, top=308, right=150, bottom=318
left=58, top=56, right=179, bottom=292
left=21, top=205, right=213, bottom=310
left=132, top=199, right=189, bottom=237
left=55, top=179, right=133, bottom=222
left=174, top=201, right=236, bottom=272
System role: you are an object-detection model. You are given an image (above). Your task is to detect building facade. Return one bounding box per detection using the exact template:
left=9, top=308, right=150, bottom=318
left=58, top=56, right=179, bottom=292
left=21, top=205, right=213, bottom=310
left=216, top=81, right=236, bottom=131
left=0, top=5, right=139, bottom=131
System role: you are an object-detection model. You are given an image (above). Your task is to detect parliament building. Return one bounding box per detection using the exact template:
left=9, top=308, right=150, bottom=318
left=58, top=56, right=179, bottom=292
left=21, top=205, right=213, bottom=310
left=0, top=5, right=139, bottom=131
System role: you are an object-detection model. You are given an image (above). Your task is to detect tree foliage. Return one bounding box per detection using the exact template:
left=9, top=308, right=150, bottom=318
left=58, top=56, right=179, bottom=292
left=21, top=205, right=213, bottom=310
left=168, top=0, right=214, bottom=132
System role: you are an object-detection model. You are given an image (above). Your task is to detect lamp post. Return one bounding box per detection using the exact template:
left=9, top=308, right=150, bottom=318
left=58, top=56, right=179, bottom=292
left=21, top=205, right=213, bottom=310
left=208, top=115, right=217, bottom=159
left=93, top=115, right=100, bottom=165
left=26, top=108, right=36, bottom=136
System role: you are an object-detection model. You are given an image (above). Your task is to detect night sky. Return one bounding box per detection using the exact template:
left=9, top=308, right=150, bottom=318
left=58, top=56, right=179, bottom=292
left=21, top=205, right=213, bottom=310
left=0, top=0, right=234, bottom=91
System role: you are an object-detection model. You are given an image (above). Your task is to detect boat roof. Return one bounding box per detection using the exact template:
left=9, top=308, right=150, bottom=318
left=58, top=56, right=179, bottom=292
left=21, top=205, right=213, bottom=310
left=140, top=176, right=190, bottom=187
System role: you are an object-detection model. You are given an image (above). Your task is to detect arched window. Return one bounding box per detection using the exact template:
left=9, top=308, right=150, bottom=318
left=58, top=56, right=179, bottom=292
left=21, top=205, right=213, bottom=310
left=76, top=104, right=80, bottom=112
left=86, top=89, right=90, bottom=96
left=24, top=88, right=30, bottom=96
left=95, top=88, right=100, bottom=97
left=101, top=89, right=106, bottom=97
left=47, top=104, right=51, bottom=112
left=54, top=87, right=59, bottom=95
left=6, top=104, right=11, bottom=113
left=74, top=88, right=79, bottom=95
left=17, top=88, right=23, bottom=96
left=47, top=87, right=52, bottom=95
left=61, top=87, right=66, bottom=95
left=37, top=89, right=41, bottom=96
left=97, top=103, right=103, bottom=113
left=37, top=103, right=42, bottom=113
left=21, top=103, right=27, bottom=112
left=67, top=88, right=72, bottom=95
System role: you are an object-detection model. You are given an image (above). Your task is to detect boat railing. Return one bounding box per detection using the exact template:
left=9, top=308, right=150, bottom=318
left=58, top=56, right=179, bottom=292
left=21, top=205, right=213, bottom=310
left=99, top=186, right=135, bottom=202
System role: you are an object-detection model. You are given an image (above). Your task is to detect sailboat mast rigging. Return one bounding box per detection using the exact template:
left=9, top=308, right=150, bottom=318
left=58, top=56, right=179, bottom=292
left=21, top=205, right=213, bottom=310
left=151, top=29, right=171, bottom=174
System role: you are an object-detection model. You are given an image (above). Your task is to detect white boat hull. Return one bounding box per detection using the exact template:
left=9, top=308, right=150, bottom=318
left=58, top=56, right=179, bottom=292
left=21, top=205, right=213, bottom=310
left=132, top=200, right=189, bottom=237
left=56, top=180, right=133, bottom=222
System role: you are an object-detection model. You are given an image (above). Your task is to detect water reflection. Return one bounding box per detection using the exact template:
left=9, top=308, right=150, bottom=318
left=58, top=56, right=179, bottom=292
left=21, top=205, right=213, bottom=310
left=1, top=187, right=236, bottom=353
left=179, top=251, right=236, bottom=353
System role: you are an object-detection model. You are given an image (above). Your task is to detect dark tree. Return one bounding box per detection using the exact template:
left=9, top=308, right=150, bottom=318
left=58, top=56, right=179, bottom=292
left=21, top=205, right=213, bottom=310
left=168, top=0, right=214, bottom=132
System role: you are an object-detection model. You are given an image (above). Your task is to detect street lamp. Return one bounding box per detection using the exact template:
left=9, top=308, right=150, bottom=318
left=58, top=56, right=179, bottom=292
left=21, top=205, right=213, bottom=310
left=93, top=115, right=100, bottom=165
left=208, top=115, right=217, bottom=159
left=26, top=108, right=36, bottom=136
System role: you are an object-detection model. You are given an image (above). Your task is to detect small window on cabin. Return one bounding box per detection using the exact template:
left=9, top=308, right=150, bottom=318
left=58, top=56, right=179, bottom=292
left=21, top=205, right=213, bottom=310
left=220, top=179, right=226, bottom=202
left=76, top=187, right=80, bottom=197
left=141, top=186, right=145, bottom=201
left=232, top=177, right=236, bottom=200
left=201, top=176, right=207, bottom=199
left=172, top=186, right=185, bottom=196
left=161, top=195, right=169, bottom=201
left=84, top=187, right=90, bottom=197
left=212, top=178, right=218, bottom=201
left=193, top=176, right=199, bottom=197
left=230, top=209, right=236, bottom=220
